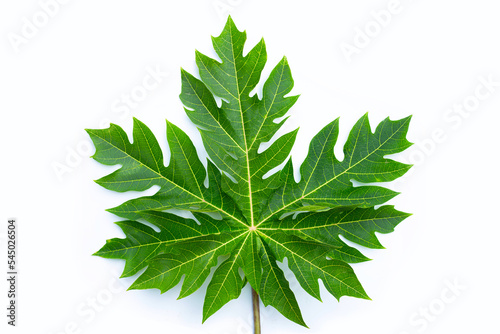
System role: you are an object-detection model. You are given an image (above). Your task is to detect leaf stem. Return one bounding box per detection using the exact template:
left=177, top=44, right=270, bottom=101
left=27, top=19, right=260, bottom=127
left=252, top=288, right=261, bottom=334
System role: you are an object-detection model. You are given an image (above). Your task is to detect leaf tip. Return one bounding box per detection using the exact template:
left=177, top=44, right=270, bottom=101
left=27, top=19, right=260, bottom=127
left=194, top=49, right=203, bottom=60
left=400, top=211, right=413, bottom=222
left=104, top=207, right=115, bottom=214
left=201, top=312, right=211, bottom=324
left=132, top=117, right=142, bottom=125
left=218, top=15, right=241, bottom=38
left=119, top=272, right=130, bottom=279
left=226, top=14, right=235, bottom=26
left=165, top=119, right=176, bottom=131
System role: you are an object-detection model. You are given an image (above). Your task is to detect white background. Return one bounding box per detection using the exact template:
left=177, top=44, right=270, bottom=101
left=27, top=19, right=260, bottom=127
left=1, top=1, right=499, bottom=333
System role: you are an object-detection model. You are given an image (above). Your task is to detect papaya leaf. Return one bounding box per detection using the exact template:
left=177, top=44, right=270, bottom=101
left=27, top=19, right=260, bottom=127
left=88, top=16, right=412, bottom=328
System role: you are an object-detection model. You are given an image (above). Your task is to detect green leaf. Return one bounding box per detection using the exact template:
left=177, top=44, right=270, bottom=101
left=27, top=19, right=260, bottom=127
left=93, top=211, right=240, bottom=277
left=89, top=16, right=412, bottom=328
left=202, top=241, right=247, bottom=322
left=260, top=231, right=369, bottom=302
left=259, top=237, right=307, bottom=327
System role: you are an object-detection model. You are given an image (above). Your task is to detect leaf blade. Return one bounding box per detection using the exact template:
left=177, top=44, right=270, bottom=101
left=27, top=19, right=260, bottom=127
left=90, top=16, right=413, bottom=327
